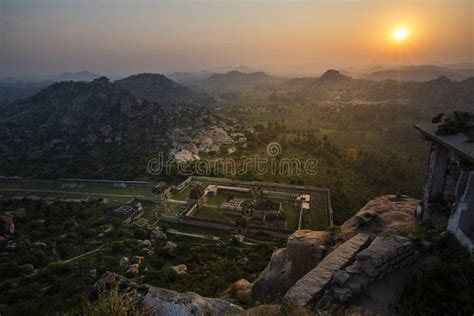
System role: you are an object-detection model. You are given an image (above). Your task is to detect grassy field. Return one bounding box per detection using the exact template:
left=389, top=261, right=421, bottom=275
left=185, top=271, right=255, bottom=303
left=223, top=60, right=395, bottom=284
left=194, top=206, right=233, bottom=222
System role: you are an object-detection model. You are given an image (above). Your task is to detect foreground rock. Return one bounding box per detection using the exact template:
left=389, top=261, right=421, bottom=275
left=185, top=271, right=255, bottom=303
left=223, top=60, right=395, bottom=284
left=341, top=194, right=418, bottom=237
left=284, top=233, right=371, bottom=308
left=220, top=279, right=252, bottom=305
left=92, top=272, right=243, bottom=315
left=251, top=231, right=328, bottom=304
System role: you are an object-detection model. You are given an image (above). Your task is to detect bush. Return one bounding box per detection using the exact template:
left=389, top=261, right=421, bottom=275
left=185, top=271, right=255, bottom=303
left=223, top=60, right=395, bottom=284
left=81, top=287, right=145, bottom=316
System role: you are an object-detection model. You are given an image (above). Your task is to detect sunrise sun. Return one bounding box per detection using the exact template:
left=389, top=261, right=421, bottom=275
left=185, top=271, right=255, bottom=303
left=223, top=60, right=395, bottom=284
left=392, top=26, right=409, bottom=41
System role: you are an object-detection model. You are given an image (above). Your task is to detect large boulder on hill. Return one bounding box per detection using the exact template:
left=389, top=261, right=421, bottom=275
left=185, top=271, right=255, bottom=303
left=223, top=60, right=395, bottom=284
left=341, top=194, right=418, bottom=237
left=91, top=272, right=243, bottom=316
left=287, top=230, right=328, bottom=279
left=251, top=231, right=328, bottom=304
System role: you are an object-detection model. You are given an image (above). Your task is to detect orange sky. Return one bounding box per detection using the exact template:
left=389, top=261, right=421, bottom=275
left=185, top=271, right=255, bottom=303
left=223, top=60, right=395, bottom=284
left=1, top=0, right=473, bottom=76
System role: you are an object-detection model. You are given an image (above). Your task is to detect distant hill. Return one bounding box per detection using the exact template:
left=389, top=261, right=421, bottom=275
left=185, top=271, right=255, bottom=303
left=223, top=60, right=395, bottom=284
left=365, top=65, right=474, bottom=82
left=57, top=71, right=102, bottom=82
left=115, top=73, right=212, bottom=104
left=0, top=81, right=52, bottom=105
left=280, top=70, right=474, bottom=113
left=318, top=69, right=352, bottom=82
left=0, top=77, right=171, bottom=178
left=167, top=71, right=212, bottom=85
left=206, top=70, right=273, bottom=85
left=233, top=65, right=262, bottom=73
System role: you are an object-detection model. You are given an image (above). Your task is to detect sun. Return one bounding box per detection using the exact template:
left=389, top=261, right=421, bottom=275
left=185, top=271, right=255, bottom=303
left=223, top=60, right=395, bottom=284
left=392, top=26, right=409, bottom=41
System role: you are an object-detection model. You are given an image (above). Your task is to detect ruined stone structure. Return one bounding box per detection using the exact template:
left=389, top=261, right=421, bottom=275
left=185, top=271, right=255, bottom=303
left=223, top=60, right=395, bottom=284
left=152, top=182, right=171, bottom=202
left=415, top=120, right=474, bottom=252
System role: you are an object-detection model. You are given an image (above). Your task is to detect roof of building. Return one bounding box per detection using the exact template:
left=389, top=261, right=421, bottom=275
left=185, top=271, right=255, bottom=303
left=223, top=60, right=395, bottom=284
left=414, top=123, right=474, bottom=164
left=263, top=212, right=287, bottom=221
left=250, top=199, right=281, bottom=211
left=108, top=204, right=141, bottom=221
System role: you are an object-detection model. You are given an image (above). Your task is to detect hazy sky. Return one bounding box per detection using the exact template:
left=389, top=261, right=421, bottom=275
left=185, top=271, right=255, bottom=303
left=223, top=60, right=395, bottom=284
left=1, top=0, right=473, bottom=76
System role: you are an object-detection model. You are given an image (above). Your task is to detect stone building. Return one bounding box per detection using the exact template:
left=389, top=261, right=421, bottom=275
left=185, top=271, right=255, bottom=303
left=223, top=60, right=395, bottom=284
left=262, top=211, right=288, bottom=229
left=152, top=182, right=171, bottom=202
left=243, top=199, right=283, bottom=218
left=187, top=183, right=208, bottom=207
left=219, top=197, right=246, bottom=215
left=108, top=202, right=144, bottom=223
left=415, top=113, right=474, bottom=252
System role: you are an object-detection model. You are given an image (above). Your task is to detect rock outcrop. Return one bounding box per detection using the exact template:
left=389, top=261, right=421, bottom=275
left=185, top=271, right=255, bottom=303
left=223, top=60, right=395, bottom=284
left=341, top=194, right=418, bottom=237
left=92, top=272, right=243, bottom=316
left=251, top=230, right=328, bottom=304
left=251, top=194, right=420, bottom=311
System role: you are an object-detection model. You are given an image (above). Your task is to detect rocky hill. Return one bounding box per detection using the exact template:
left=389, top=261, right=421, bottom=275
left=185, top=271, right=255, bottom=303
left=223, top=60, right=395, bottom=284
left=0, top=77, right=172, bottom=178
left=282, top=70, right=474, bottom=112
left=115, top=73, right=212, bottom=104
left=0, top=77, right=245, bottom=178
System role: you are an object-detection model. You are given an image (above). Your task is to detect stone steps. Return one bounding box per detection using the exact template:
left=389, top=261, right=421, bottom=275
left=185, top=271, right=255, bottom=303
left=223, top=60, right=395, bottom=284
left=283, top=233, right=371, bottom=308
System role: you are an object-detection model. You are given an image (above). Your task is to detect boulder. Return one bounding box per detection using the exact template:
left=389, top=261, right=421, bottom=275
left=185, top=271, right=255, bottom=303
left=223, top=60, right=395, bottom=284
left=144, top=285, right=243, bottom=316
left=119, top=256, right=129, bottom=268
left=92, top=272, right=243, bottom=315
left=287, top=230, right=328, bottom=280
left=341, top=194, right=418, bottom=237
left=172, top=264, right=188, bottom=275
left=127, top=263, right=140, bottom=274
left=132, top=256, right=145, bottom=265
left=164, top=241, right=177, bottom=252
left=220, top=279, right=251, bottom=304
left=251, top=230, right=328, bottom=304
left=251, top=248, right=290, bottom=304
left=242, top=304, right=285, bottom=316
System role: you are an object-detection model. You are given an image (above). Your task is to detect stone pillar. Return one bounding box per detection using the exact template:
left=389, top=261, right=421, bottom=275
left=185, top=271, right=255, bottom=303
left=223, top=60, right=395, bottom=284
left=448, top=171, right=474, bottom=252
left=422, top=143, right=449, bottom=220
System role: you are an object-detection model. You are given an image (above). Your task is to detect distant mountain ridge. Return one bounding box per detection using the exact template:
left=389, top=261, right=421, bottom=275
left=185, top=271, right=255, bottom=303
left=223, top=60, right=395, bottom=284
left=365, top=65, right=474, bottom=82
left=57, top=71, right=102, bottom=82
left=206, top=70, right=273, bottom=85
left=115, top=73, right=212, bottom=104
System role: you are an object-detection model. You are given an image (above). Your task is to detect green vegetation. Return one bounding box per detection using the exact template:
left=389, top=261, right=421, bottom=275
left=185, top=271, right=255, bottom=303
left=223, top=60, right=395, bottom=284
left=398, top=236, right=474, bottom=315
left=0, top=198, right=276, bottom=314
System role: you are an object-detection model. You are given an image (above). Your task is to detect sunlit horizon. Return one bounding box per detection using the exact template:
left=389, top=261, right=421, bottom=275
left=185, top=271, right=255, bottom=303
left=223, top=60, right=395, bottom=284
left=1, top=0, right=472, bottom=77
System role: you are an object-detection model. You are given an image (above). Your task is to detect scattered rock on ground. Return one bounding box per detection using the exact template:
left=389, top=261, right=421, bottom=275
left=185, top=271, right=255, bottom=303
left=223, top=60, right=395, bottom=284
left=172, top=264, right=188, bottom=274
left=164, top=241, right=177, bottom=252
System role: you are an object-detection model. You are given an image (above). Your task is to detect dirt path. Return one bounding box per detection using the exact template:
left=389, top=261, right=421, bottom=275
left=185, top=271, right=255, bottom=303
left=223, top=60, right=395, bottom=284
left=62, top=244, right=108, bottom=264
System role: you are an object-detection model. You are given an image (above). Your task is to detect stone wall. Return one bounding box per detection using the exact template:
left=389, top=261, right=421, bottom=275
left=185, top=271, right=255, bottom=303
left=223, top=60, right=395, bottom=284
left=331, top=235, right=418, bottom=302
left=443, top=158, right=460, bottom=202
left=283, top=233, right=371, bottom=308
